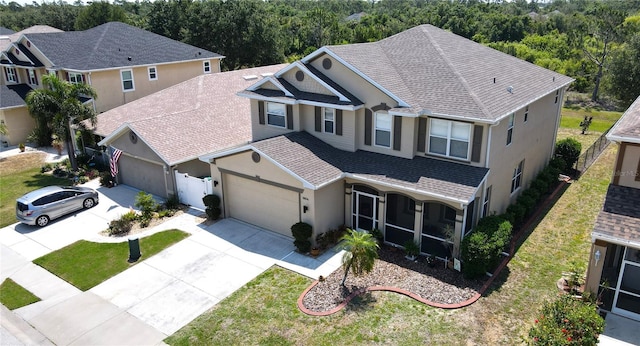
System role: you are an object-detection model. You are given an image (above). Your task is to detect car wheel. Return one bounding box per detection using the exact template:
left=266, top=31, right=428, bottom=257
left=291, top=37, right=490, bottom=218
left=83, top=198, right=95, bottom=209
left=36, top=215, right=49, bottom=227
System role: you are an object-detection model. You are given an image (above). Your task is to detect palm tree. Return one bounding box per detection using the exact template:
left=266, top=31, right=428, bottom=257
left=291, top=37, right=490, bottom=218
left=26, top=74, right=97, bottom=171
left=340, top=229, right=379, bottom=286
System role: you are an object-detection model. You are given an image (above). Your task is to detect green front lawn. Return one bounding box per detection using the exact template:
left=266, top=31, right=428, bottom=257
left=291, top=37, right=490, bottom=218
left=0, top=153, right=69, bottom=227
left=33, top=229, right=189, bottom=291
left=166, top=147, right=618, bottom=345
left=0, top=278, right=41, bottom=310
left=560, top=107, right=621, bottom=133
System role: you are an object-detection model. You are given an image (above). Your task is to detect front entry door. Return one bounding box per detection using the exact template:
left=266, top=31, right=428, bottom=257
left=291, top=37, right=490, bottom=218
left=352, top=191, right=377, bottom=231
left=612, top=247, right=640, bottom=320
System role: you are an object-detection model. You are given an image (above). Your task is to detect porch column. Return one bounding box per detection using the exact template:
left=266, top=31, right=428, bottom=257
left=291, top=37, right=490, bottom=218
left=413, top=202, right=423, bottom=244
left=377, top=195, right=385, bottom=231
left=453, top=211, right=464, bottom=258
left=344, top=185, right=352, bottom=228
left=585, top=239, right=608, bottom=294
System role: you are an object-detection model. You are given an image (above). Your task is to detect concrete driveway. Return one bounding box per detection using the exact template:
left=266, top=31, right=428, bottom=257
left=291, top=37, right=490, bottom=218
left=1, top=182, right=343, bottom=345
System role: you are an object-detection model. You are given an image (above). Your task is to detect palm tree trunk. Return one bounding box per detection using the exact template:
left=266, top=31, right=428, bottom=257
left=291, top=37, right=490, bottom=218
left=341, top=260, right=352, bottom=286
left=66, top=122, right=79, bottom=171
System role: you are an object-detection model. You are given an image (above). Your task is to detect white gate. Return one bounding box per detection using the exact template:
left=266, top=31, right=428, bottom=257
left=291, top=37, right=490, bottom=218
left=175, top=171, right=213, bottom=210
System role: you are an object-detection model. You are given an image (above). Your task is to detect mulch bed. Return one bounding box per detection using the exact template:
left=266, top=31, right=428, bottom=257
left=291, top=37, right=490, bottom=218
left=301, top=245, right=483, bottom=312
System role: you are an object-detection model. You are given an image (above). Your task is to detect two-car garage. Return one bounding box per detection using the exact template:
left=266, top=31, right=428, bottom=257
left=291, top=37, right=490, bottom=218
left=223, top=173, right=301, bottom=237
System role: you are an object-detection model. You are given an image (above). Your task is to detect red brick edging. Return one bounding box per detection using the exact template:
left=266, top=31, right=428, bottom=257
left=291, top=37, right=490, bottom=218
left=298, top=180, right=569, bottom=316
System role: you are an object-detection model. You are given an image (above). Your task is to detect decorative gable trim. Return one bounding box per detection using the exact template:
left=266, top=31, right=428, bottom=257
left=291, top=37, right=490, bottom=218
left=371, top=103, right=392, bottom=112
left=302, top=47, right=410, bottom=108
left=246, top=76, right=294, bottom=97
left=276, top=61, right=350, bottom=102
left=16, top=35, right=55, bottom=67
left=97, top=124, right=169, bottom=164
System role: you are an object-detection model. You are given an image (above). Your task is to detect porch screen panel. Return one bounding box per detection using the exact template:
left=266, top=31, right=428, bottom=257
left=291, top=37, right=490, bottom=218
left=385, top=194, right=415, bottom=247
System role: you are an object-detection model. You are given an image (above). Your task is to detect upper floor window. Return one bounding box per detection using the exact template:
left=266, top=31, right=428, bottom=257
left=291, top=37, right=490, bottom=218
left=506, top=113, right=514, bottom=145
left=554, top=90, right=559, bottom=104
left=203, top=60, right=211, bottom=74
left=68, top=72, right=83, bottom=84
left=482, top=186, right=492, bottom=217
left=428, top=118, right=471, bottom=160
left=4, top=67, right=17, bottom=83
left=324, top=108, right=334, bottom=134
left=511, top=160, right=524, bottom=193
left=148, top=66, right=157, bottom=81
left=28, top=69, right=38, bottom=85
left=267, top=102, right=286, bottom=128
left=375, top=112, right=391, bottom=147
left=120, top=69, right=134, bottom=91
left=524, top=106, right=529, bottom=123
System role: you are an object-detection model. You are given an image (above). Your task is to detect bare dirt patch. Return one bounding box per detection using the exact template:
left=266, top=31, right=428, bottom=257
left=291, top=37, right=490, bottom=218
left=0, top=152, right=46, bottom=175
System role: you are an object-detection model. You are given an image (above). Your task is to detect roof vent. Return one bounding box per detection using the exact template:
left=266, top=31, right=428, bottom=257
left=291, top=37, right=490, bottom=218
left=243, top=75, right=258, bottom=80
left=493, top=77, right=496, bottom=84
left=127, top=56, right=132, bottom=61
left=553, top=76, right=555, bottom=82
left=507, top=86, right=514, bottom=94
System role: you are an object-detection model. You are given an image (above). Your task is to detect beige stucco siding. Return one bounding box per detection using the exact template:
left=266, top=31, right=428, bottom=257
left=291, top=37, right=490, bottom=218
left=110, top=130, right=164, bottom=163
left=250, top=100, right=298, bottom=142
left=282, top=68, right=334, bottom=96
left=614, top=143, right=640, bottom=189
left=215, top=150, right=303, bottom=189
left=306, top=180, right=345, bottom=239
left=0, top=107, right=35, bottom=145
left=175, top=159, right=211, bottom=178
left=485, top=90, right=563, bottom=214
left=299, top=104, right=356, bottom=151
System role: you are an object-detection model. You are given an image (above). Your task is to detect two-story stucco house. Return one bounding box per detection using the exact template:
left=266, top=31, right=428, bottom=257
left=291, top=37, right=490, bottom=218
left=0, top=22, right=223, bottom=146
left=585, top=95, right=640, bottom=322
left=199, top=25, right=573, bottom=260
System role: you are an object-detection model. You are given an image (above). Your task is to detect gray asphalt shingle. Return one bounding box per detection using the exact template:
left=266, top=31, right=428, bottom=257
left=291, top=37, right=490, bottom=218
left=608, top=95, right=640, bottom=141
left=0, top=84, right=32, bottom=109
left=593, top=184, right=640, bottom=248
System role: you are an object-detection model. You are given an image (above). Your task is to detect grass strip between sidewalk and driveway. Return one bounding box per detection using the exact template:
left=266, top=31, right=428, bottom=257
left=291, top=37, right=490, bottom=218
left=33, top=229, right=189, bottom=291
left=0, top=278, right=41, bottom=310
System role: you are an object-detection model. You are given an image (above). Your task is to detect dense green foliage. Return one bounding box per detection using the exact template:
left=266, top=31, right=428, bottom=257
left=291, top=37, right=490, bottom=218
left=291, top=221, right=313, bottom=253
left=555, top=138, right=583, bottom=169
left=2, top=0, right=639, bottom=105
left=340, top=228, right=379, bottom=285
left=460, top=216, right=512, bottom=279
left=528, top=295, right=604, bottom=345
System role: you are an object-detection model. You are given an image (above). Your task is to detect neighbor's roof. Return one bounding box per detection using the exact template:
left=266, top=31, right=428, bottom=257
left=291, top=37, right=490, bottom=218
left=0, top=27, right=15, bottom=35
left=0, top=25, right=62, bottom=51
left=22, top=22, right=223, bottom=71
left=0, top=84, right=32, bottom=109
left=592, top=184, right=640, bottom=248
left=307, top=24, right=573, bottom=122
left=251, top=131, right=488, bottom=204
left=96, top=64, right=287, bottom=166
left=607, top=95, right=640, bottom=144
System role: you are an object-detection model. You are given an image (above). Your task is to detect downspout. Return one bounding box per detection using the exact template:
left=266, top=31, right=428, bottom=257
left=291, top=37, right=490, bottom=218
left=550, top=88, right=564, bottom=160
left=484, top=123, right=499, bottom=168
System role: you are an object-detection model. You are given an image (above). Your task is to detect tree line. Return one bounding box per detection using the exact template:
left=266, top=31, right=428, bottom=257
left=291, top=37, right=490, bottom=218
left=2, top=0, right=639, bottom=107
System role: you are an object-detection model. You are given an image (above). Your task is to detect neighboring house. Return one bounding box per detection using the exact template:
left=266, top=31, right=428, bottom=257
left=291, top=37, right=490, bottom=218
left=198, top=24, right=573, bottom=258
left=94, top=64, right=286, bottom=209
left=0, top=22, right=223, bottom=146
left=585, top=95, right=640, bottom=322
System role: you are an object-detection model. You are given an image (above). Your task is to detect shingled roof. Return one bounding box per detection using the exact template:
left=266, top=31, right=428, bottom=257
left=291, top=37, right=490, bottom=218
left=608, top=95, right=640, bottom=144
left=0, top=25, right=62, bottom=52
left=593, top=184, right=640, bottom=248
left=23, top=22, right=222, bottom=71
left=311, top=24, right=573, bottom=122
left=251, top=131, right=488, bottom=204
left=96, top=64, right=286, bottom=166
left=0, top=84, right=32, bottom=109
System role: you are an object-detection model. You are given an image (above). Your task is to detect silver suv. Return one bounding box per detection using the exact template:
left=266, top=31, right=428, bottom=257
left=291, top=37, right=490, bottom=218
left=16, top=186, right=99, bottom=227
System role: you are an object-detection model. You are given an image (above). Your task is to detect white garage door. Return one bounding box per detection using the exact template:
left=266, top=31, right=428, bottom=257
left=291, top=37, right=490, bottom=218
left=118, top=155, right=166, bottom=197
left=224, top=174, right=300, bottom=237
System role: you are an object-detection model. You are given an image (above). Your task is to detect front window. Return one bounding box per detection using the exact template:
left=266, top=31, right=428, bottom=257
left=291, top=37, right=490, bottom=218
left=267, top=102, right=286, bottom=128
left=375, top=112, right=391, bottom=147
left=148, top=66, right=157, bottom=80
left=482, top=186, right=492, bottom=217
left=120, top=69, right=134, bottom=91
left=511, top=160, right=524, bottom=193
left=28, top=69, right=38, bottom=85
left=5, top=67, right=17, bottom=83
left=506, top=113, right=514, bottom=145
left=524, top=106, right=529, bottom=122
left=203, top=60, right=211, bottom=73
left=428, top=118, right=471, bottom=159
left=69, top=72, right=83, bottom=84
left=324, top=108, right=334, bottom=134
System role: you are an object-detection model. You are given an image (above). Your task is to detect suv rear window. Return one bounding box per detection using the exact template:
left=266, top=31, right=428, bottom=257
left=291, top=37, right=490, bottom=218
left=16, top=202, right=28, bottom=212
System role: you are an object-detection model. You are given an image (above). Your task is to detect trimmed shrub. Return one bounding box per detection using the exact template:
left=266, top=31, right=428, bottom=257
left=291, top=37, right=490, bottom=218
left=41, top=163, right=53, bottom=173
left=517, top=194, right=537, bottom=216
left=522, top=188, right=541, bottom=205
left=99, top=172, right=114, bottom=186
left=461, top=217, right=512, bottom=279
left=555, top=138, right=582, bottom=170
left=165, top=194, right=180, bottom=210
left=135, top=191, right=157, bottom=221
left=549, top=157, right=567, bottom=172
left=291, top=222, right=313, bottom=253
left=528, top=295, right=604, bottom=345
left=531, top=176, right=550, bottom=195
left=506, top=203, right=526, bottom=225
left=108, top=217, right=133, bottom=236
left=202, top=194, right=221, bottom=220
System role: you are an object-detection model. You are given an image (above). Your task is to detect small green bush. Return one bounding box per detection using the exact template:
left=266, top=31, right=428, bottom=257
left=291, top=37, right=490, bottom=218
left=528, top=295, right=604, bottom=345
left=517, top=194, right=537, bottom=216
left=506, top=203, right=526, bottom=225
left=403, top=240, right=420, bottom=257
left=294, top=239, right=312, bottom=253
left=41, top=163, right=53, bottom=173
left=291, top=222, right=313, bottom=253
left=531, top=176, right=550, bottom=195
left=99, top=172, right=114, bottom=186
left=522, top=188, right=541, bottom=205
left=108, top=218, right=133, bottom=236
left=555, top=138, right=582, bottom=170
left=549, top=157, right=567, bottom=172
left=165, top=194, right=180, bottom=210
left=121, top=210, right=138, bottom=222
left=461, top=217, right=512, bottom=279
left=202, top=194, right=221, bottom=220
left=135, top=191, right=157, bottom=221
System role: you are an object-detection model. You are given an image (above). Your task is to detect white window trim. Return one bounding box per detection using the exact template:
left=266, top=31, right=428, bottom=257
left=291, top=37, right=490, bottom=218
left=120, top=69, right=135, bottom=92
left=482, top=186, right=491, bottom=217
left=374, top=112, right=392, bottom=148
left=203, top=60, right=211, bottom=74
left=69, top=72, right=83, bottom=84
left=323, top=107, right=335, bottom=134
left=5, top=67, right=18, bottom=83
left=427, top=118, right=472, bottom=160
left=28, top=69, right=37, bottom=85
left=148, top=66, right=157, bottom=81
left=266, top=102, right=286, bottom=128
left=506, top=113, right=514, bottom=146
left=511, top=160, right=524, bottom=194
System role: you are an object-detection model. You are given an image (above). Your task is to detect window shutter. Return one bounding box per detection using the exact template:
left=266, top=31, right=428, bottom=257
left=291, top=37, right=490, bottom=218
left=66, top=72, right=70, bottom=81
left=471, top=125, right=483, bottom=163
left=336, top=109, right=343, bottom=136
left=417, top=117, right=427, bottom=152
left=286, top=104, right=293, bottom=130
left=393, top=116, right=402, bottom=151
left=315, top=106, right=321, bottom=132
left=258, top=101, right=265, bottom=125
left=3, top=68, right=7, bottom=80
left=34, top=70, right=38, bottom=85
left=364, top=109, right=372, bottom=146
left=81, top=74, right=85, bottom=83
